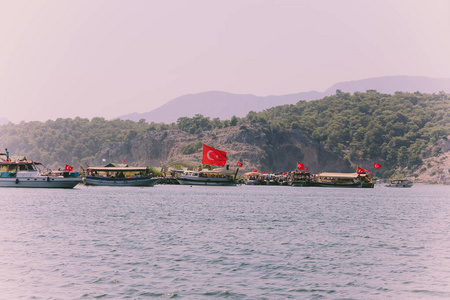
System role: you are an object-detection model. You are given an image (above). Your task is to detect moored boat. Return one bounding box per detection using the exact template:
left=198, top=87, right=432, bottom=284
left=0, top=150, right=81, bottom=189
left=385, top=179, right=413, bottom=188
left=176, top=167, right=238, bottom=186
left=176, top=144, right=239, bottom=186
left=312, top=172, right=374, bottom=188
left=243, top=171, right=264, bottom=185
left=288, top=170, right=312, bottom=186
left=83, top=166, right=160, bottom=187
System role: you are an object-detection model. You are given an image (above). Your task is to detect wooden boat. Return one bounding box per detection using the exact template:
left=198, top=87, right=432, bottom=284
left=0, top=151, right=81, bottom=189
left=385, top=179, right=413, bottom=188
left=312, top=172, right=374, bottom=188
left=176, top=167, right=238, bottom=186
left=243, top=171, right=264, bottom=185
left=83, top=166, right=160, bottom=187
left=288, top=170, right=312, bottom=186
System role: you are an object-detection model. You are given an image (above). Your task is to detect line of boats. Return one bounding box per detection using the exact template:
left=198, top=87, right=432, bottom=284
left=0, top=153, right=412, bottom=189
left=1, top=146, right=415, bottom=189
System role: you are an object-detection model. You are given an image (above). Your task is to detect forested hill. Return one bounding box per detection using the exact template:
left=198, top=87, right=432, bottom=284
left=0, top=91, right=449, bottom=182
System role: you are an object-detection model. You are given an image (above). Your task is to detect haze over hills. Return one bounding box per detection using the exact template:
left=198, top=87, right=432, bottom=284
left=118, top=76, right=450, bottom=124
left=0, top=117, right=9, bottom=126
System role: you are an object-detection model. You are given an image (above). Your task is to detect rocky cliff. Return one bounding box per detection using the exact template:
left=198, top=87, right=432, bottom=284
left=410, top=135, right=450, bottom=184
left=95, top=123, right=349, bottom=173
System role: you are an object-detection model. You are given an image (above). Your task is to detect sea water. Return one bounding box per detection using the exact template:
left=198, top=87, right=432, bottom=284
left=0, top=184, right=449, bottom=299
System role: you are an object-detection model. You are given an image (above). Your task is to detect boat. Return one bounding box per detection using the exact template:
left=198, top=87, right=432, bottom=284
left=176, top=144, right=239, bottom=186
left=176, top=167, right=239, bottom=186
left=385, top=179, right=413, bottom=188
left=0, top=151, right=81, bottom=189
left=312, top=172, right=374, bottom=188
left=83, top=166, right=160, bottom=187
left=288, top=170, right=312, bottom=186
left=243, top=171, right=264, bottom=185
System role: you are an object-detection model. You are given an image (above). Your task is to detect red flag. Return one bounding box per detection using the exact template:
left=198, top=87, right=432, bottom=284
left=65, top=164, right=73, bottom=171
left=252, top=169, right=257, bottom=172
left=236, top=161, right=243, bottom=167
left=356, top=167, right=365, bottom=174
left=365, top=169, right=372, bottom=174
left=373, top=163, right=381, bottom=169
left=305, top=167, right=308, bottom=171
left=202, top=144, right=227, bottom=167
left=297, top=162, right=305, bottom=169
left=123, top=160, right=126, bottom=163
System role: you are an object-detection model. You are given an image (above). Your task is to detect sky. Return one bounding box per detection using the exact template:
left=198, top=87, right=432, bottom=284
left=1, top=0, right=449, bottom=123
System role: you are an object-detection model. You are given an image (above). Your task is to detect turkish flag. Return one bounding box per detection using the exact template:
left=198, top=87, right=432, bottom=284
left=356, top=167, right=365, bottom=174
left=65, top=164, right=73, bottom=171
left=237, top=161, right=243, bottom=167
left=297, top=162, right=304, bottom=169
left=373, top=163, right=381, bottom=169
left=365, top=169, right=372, bottom=174
left=252, top=169, right=257, bottom=172
left=202, top=144, right=227, bottom=167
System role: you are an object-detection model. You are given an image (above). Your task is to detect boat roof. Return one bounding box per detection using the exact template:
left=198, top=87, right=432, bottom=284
left=317, top=172, right=368, bottom=178
left=87, top=166, right=148, bottom=172
left=244, top=171, right=262, bottom=176
left=198, top=167, right=236, bottom=174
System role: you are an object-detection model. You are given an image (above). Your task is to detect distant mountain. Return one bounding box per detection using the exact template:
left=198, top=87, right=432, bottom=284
left=119, top=90, right=323, bottom=124
left=324, top=75, right=450, bottom=95
left=119, top=76, right=450, bottom=123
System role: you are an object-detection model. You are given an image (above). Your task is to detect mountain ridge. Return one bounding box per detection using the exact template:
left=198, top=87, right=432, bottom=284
left=118, top=75, right=450, bottom=124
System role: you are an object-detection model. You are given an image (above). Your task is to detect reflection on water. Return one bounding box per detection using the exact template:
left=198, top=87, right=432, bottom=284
left=0, top=185, right=449, bottom=299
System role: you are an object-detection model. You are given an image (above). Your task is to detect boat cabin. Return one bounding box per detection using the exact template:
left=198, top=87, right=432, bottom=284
left=85, top=166, right=151, bottom=178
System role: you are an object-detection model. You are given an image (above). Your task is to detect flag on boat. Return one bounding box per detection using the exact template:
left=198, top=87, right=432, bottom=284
left=365, top=169, right=372, bottom=174
left=65, top=164, right=74, bottom=171
left=356, top=167, right=365, bottom=174
left=237, top=161, right=243, bottom=167
left=373, top=163, right=381, bottom=169
left=202, top=144, right=227, bottom=167
left=297, top=162, right=305, bottom=169
left=252, top=169, right=257, bottom=172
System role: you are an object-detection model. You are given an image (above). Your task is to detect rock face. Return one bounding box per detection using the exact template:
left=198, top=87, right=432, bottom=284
left=95, top=123, right=349, bottom=173
left=412, top=136, right=450, bottom=184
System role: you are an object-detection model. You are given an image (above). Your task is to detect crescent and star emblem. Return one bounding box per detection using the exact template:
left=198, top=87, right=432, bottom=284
left=207, top=150, right=219, bottom=160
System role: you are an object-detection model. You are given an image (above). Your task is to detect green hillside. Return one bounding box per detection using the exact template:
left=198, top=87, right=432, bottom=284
left=0, top=91, right=448, bottom=179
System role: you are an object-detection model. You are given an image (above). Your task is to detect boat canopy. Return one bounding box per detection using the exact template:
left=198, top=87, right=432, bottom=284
left=87, top=166, right=148, bottom=172
left=244, top=171, right=262, bottom=176
left=317, top=172, right=369, bottom=178
left=200, top=167, right=236, bottom=175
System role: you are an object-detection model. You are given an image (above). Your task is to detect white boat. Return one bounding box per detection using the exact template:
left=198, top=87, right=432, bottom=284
left=385, top=179, right=413, bottom=188
left=84, top=166, right=160, bottom=187
left=0, top=151, right=81, bottom=189
left=176, top=167, right=238, bottom=186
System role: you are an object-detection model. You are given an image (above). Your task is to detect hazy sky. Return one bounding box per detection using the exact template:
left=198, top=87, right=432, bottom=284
left=1, top=0, right=449, bottom=123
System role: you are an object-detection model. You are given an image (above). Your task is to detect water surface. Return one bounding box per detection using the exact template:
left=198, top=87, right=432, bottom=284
left=0, top=185, right=449, bottom=299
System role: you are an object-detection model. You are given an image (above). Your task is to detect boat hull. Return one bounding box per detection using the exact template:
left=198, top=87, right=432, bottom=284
left=312, top=182, right=374, bottom=188
left=385, top=183, right=413, bottom=188
left=83, top=177, right=160, bottom=187
left=0, top=177, right=82, bottom=188
left=177, top=177, right=236, bottom=186
left=290, top=182, right=313, bottom=187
